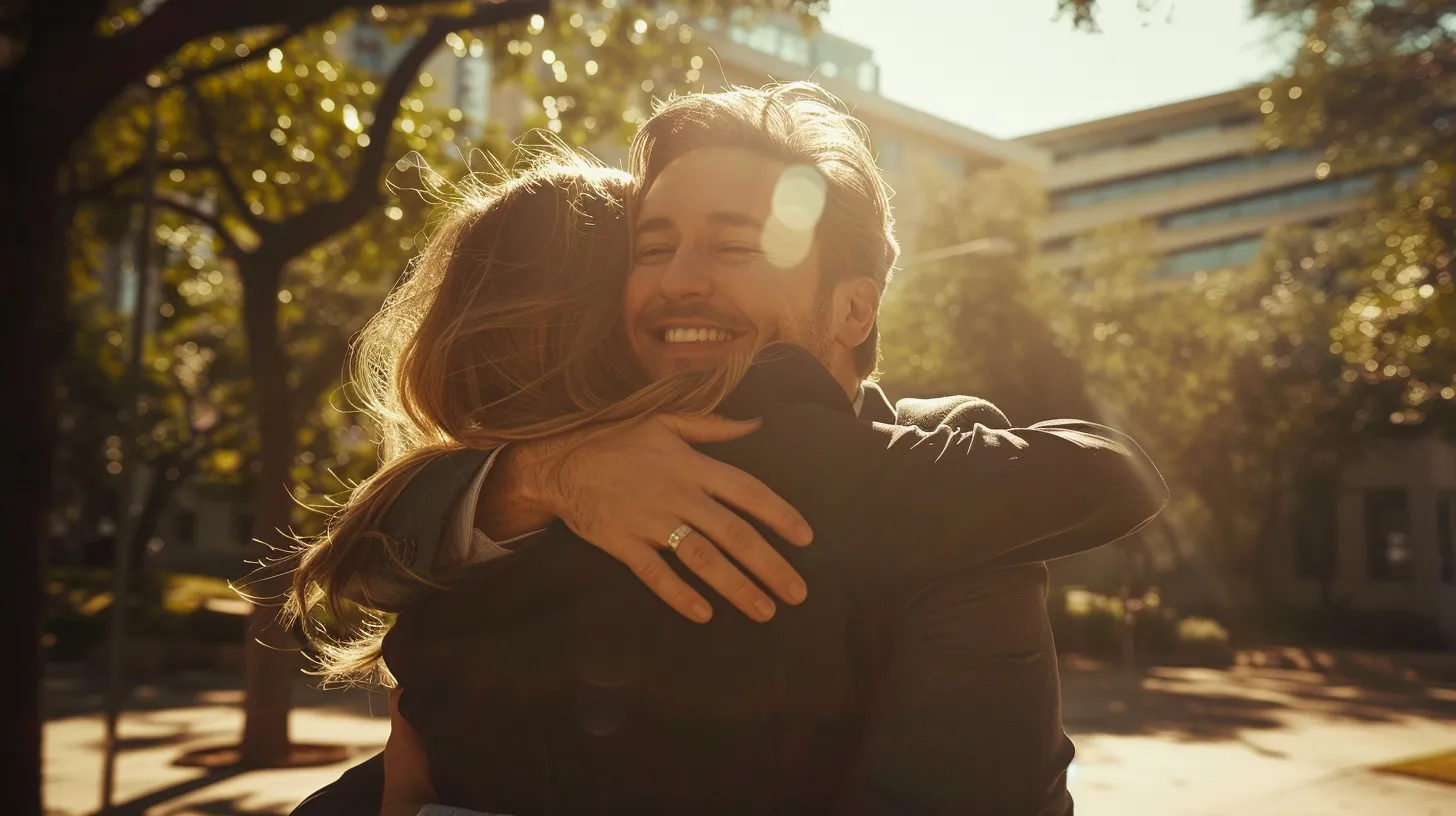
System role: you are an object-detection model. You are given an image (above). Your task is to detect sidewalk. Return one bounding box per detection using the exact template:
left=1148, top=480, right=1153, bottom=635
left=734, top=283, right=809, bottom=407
left=44, top=676, right=390, bottom=816
left=43, top=663, right=1456, bottom=815
left=1062, top=663, right=1456, bottom=815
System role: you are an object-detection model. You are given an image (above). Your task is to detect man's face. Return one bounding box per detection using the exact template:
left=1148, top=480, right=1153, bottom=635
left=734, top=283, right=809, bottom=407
left=624, top=147, right=835, bottom=380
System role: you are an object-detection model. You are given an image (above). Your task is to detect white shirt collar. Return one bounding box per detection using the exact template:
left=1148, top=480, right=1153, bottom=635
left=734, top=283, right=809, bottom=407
left=852, top=383, right=866, bottom=417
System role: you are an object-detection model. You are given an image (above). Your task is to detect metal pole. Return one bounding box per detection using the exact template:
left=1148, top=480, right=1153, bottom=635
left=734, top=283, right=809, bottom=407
left=100, top=90, right=158, bottom=813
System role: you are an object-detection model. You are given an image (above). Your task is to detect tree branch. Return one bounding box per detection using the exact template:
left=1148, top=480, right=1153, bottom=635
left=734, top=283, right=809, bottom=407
left=155, top=195, right=243, bottom=259
left=69, top=156, right=215, bottom=203
left=26, top=0, right=534, bottom=147
left=272, top=0, right=549, bottom=257
left=183, top=81, right=266, bottom=232
left=167, top=26, right=298, bottom=88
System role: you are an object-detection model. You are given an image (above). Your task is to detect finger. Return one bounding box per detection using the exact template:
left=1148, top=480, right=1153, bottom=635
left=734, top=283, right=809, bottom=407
left=701, top=458, right=814, bottom=547
left=615, top=542, right=715, bottom=624
left=689, top=497, right=807, bottom=606
left=670, top=528, right=778, bottom=623
left=660, top=412, right=762, bottom=444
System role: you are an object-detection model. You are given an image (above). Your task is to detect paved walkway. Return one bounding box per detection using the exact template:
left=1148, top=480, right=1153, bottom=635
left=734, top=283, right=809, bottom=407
left=43, top=663, right=1456, bottom=815
left=1061, top=665, right=1456, bottom=815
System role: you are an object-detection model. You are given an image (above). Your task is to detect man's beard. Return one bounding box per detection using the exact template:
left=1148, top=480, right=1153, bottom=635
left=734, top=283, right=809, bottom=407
left=795, top=290, right=838, bottom=367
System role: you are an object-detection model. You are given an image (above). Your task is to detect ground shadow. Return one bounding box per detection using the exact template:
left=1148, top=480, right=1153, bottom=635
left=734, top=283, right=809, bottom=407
left=1063, top=664, right=1456, bottom=743
left=151, top=797, right=289, bottom=815
left=46, top=670, right=391, bottom=722
left=91, top=766, right=248, bottom=816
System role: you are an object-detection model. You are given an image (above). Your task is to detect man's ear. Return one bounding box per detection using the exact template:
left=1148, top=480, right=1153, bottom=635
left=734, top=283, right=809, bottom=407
left=832, top=276, right=881, bottom=351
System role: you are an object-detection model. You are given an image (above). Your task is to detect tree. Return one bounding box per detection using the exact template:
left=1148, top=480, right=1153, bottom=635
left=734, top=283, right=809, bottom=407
left=4, top=2, right=538, bottom=803
left=1253, top=0, right=1456, bottom=427
left=61, top=0, right=827, bottom=772
left=879, top=163, right=1096, bottom=423
left=56, top=201, right=256, bottom=577
left=877, top=160, right=1403, bottom=609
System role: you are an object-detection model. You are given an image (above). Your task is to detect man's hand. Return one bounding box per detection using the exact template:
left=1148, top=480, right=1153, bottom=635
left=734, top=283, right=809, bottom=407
left=482, top=414, right=813, bottom=624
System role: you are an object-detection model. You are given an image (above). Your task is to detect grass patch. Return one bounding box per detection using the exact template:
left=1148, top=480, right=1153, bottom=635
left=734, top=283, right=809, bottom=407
left=1376, top=748, right=1456, bottom=786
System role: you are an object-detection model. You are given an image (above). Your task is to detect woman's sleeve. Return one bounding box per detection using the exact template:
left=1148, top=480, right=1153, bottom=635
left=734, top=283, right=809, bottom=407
left=700, top=403, right=1168, bottom=589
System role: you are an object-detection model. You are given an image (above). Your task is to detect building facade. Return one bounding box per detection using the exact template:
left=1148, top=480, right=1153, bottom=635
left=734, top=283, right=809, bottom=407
left=1021, top=92, right=1456, bottom=642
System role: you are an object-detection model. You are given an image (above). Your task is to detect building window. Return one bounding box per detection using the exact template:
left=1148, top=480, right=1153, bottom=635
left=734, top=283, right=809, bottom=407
left=455, top=51, right=492, bottom=142
left=778, top=32, right=810, bottom=65
left=1162, top=175, right=1375, bottom=230
left=857, top=61, right=879, bottom=92
left=1293, top=481, right=1338, bottom=580
left=1439, top=492, right=1455, bottom=583
left=746, top=25, right=780, bottom=56
left=1051, top=150, right=1315, bottom=211
left=1364, top=489, right=1414, bottom=582
left=234, top=511, right=256, bottom=548
left=351, top=23, right=411, bottom=76
left=1154, top=235, right=1265, bottom=278
left=175, top=510, right=197, bottom=548
left=877, top=137, right=902, bottom=173
left=817, top=61, right=840, bottom=78
left=937, top=154, right=966, bottom=180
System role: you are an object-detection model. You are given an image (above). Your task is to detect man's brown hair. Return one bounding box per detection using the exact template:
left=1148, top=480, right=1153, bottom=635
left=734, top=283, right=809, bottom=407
left=628, top=82, right=898, bottom=378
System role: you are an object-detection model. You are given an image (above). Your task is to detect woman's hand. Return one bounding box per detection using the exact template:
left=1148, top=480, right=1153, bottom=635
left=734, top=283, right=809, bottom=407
left=485, top=414, right=813, bottom=624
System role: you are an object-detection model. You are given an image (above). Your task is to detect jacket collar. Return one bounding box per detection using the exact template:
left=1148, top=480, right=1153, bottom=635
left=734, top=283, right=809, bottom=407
left=716, top=345, right=858, bottom=420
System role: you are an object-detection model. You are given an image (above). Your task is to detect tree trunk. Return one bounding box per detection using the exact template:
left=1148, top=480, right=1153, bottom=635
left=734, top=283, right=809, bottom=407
left=1, top=137, right=68, bottom=814
left=238, top=258, right=300, bottom=766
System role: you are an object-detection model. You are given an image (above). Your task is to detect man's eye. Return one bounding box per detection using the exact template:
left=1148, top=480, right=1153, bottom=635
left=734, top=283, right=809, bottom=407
left=636, top=246, right=674, bottom=261
left=718, top=244, right=760, bottom=256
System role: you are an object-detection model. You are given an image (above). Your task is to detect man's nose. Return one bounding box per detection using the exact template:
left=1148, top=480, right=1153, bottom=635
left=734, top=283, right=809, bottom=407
left=657, top=246, right=714, bottom=300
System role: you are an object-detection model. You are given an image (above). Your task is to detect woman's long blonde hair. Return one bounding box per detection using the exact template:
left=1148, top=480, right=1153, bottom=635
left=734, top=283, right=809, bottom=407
left=287, top=147, right=749, bottom=686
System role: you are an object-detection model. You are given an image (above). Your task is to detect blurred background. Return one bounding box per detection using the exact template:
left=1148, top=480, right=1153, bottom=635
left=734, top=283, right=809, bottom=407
left=9, top=0, right=1456, bottom=813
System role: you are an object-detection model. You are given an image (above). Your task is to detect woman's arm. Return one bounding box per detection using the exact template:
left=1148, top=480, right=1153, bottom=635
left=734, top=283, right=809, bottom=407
left=382, top=688, right=439, bottom=816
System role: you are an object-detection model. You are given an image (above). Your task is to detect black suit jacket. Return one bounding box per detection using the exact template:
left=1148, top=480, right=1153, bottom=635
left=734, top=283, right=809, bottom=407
left=296, top=348, right=1166, bottom=815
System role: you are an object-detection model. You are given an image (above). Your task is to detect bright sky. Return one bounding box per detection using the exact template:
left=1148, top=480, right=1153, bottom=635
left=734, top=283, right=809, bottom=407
left=817, top=0, right=1293, bottom=138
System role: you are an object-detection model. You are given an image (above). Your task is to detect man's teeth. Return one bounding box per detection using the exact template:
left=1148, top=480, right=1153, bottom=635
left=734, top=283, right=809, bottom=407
left=663, top=327, right=733, bottom=343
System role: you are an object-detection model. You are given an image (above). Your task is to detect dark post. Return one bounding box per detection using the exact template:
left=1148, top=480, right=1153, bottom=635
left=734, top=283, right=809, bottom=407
left=100, top=90, right=158, bottom=812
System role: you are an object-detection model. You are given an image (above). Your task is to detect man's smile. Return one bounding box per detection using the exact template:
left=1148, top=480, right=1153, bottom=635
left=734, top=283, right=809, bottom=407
left=660, top=326, right=743, bottom=344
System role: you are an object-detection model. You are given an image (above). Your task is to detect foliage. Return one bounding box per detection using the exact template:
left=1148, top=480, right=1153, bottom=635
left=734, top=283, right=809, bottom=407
left=1047, top=585, right=1234, bottom=666
left=42, top=568, right=239, bottom=664
left=1253, top=0, right=1456, bottom=426
left=55, top=201, right=255, bottom=567
left=877, top=158, right=1413, bottom=605
left=879, top=164, right=1095, bottom=424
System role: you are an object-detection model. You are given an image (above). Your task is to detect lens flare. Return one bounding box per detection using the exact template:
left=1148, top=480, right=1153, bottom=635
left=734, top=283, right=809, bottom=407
left=763, top=165, right=826, bottom=268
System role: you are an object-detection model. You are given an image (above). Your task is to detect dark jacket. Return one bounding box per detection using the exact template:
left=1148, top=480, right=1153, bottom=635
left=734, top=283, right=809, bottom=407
left=297, top=348, right=1166, bottom=815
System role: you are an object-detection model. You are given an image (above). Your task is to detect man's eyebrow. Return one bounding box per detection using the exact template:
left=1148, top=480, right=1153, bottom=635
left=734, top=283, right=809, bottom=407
left=635, top=212, right=763, bottom=234
left=635, top=216, right=674, bottom=235
left=707, top=211, right=763, bottom=230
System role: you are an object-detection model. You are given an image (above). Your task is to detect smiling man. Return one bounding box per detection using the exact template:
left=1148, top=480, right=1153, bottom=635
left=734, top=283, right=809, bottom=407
left=291, top=84, right=1165, bottom=816
left=627, top=152, right=866, bottom=379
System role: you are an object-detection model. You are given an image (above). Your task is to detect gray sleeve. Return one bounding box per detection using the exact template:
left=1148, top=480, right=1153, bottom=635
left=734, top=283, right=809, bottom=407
left=340, top=448, right=491, bottom=612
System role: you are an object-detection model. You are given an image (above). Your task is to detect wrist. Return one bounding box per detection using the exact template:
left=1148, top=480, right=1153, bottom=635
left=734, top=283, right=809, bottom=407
left=472, top=439, right=563, bottom=541
left=503, top=437, right=562, bottom=517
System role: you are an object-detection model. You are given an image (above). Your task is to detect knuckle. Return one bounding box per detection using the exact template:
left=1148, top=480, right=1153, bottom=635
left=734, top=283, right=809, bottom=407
left=736, top=474, right=768, bottom=504
left=634, top=557, right=665, bottom=584
left=678, top=538, right=715, bottom=569
left=722, top=519, right=758, bottom=551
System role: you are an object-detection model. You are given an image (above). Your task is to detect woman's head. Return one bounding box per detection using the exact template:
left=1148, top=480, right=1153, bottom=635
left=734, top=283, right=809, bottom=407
left=290, top=148, right=749, bottom=685
left=355, top=149, right=747, bottom=463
